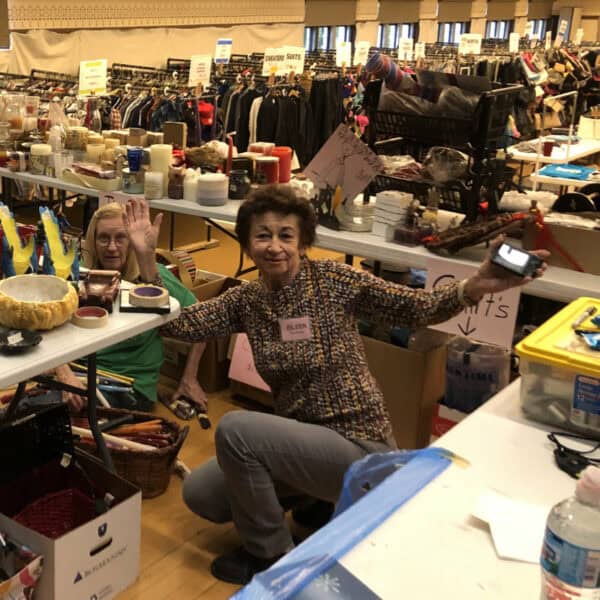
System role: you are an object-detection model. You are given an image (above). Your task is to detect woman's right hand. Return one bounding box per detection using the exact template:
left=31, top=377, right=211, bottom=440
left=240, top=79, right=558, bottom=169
left=55, top=364, right=87, bottom=412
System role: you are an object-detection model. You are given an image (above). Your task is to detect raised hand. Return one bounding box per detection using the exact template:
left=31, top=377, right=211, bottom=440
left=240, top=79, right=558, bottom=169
left=124, top=198, right=163, bottom=256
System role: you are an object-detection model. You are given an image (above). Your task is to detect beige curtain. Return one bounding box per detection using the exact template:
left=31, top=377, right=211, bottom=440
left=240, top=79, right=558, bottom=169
left=305, top=0, right=357, bottom=26
left=487, top=1, right=517, bottom=20
left=438, top=1, right=472, bottom=21
left=379, top=0, right=420, bottom=23
left=2, top=24, right=304, bottom=74
left=7, top=0, right=304, bottom=30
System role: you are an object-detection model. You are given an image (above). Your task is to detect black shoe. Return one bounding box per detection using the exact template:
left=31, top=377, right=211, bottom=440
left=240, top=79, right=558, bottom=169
left=210, top=546, right=282, bottom=585
left=292, top=500, right=334, bottom=529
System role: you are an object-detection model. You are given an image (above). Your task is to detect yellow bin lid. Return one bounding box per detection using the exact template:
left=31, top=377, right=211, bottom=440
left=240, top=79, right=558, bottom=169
left=515, top=297, right=600, bottom=378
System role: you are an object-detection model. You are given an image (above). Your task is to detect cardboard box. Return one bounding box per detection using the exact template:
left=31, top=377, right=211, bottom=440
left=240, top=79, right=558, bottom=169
left=228, top=334, right=447, bottom=449
left=362, top=336, right=447, bottom=449
left=522, top=219, right=600, bottom=275
left=0, top=451, right=141, bottom=600
left=161, top=271, right=244, bottom=393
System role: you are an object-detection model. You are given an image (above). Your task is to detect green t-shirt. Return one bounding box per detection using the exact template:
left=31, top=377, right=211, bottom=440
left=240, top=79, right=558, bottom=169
left=96, top=264, right=197, bottom=403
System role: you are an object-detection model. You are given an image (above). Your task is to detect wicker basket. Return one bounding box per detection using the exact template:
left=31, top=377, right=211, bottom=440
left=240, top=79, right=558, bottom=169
left=75, top=407, right=189, bottom=499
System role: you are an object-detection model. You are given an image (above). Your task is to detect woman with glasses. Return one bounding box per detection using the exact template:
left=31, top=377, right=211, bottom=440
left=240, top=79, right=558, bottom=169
left=55, top=201, right=208, bottom=413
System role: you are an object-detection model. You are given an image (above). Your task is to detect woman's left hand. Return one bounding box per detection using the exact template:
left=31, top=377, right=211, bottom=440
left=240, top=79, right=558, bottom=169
left=464, top=235, right=550, bottom=302
left=171, top=379, right=208, bottom=413
left=124, top=198, right=163, bottom=256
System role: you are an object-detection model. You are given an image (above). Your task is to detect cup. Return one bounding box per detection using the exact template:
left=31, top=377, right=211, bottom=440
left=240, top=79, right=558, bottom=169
left=542, top=141, right=554, bottom=157
left=127, top=146, right=143, bottom=172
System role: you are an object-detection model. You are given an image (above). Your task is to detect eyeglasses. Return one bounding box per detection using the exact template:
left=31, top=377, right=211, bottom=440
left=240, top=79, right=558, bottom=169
left=96, top=233, right=129, bottom=247
left=548, top=432, right=600, bottom=479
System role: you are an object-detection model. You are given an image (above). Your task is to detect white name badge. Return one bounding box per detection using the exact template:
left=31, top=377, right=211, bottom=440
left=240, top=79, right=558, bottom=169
left=279, top=316, right=312, bottom=341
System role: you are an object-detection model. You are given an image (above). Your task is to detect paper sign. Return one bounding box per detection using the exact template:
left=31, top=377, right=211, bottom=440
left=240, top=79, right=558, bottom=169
left=228, top=333, right=271, bottom=392
left=575, top=28, right=584, bottom=45
left=336, top=41, right=352, bottom=67
left=425, top=257, right=520, bottom=348
left=262, top=47, right=286, bottom=76
left=559, top=19, right=568, bottom=34
left=303, top=124, right=384, bottom=202
left=284, top=46, right=305, bottom=75
left=354, top=41, right=370, bottom=67
left=188, top=54, right=212, bottom=88
left=554, top=19, right=568, bottom=48
left=415, top=41, right=426, bottom=59
left=214, top=38, right=232, bottom=64
left=398, top=38, right=414, bottom=61
left=473, top=490, right=548, bottom=563
left=524, top=22, right=533, bottom=37
left=78, top=59, right=107, bottom=97
left=458, top=33, right=482, bottom=55
left=509, top=32, right=520, bottom=53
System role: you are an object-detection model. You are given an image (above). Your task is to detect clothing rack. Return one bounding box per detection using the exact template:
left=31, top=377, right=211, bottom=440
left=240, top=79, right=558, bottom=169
left=110, top=63, right=174, bottom=84
left=30, top=69, right=77, bottom=83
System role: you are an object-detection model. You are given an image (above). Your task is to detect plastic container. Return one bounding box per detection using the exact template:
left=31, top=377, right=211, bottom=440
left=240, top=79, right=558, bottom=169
left=540, top=466, right=600, bottom=599
left=445, top=337, right=511, bottom=413
left=515, top=297, right=600, bottom=439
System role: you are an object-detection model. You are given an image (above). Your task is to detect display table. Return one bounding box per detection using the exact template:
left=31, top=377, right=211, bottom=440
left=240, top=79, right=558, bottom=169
left=242, top=379, right=573, bottom=599
left=508, top=137, right=600, bottom=165
left=150, top=198, right=600, bottom=303
left=529, top=170, right=592, bottom=191
left=1, top=296, right=181, bottom=468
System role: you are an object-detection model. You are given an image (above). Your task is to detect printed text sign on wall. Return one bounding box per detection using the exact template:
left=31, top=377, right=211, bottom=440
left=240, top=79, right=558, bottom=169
left=214, top=39, right=232, bottom=64
left=425, top=257, right=521, bottom=348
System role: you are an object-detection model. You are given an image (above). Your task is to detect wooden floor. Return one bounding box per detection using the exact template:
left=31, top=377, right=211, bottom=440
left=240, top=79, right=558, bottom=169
left=118, top=224, right=343, bottom=599
left=117, top=389, right=246, bottom=600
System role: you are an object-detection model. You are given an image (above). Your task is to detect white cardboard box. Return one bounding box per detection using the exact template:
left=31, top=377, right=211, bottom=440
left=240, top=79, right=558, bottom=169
left=0, top=452, right=141, bottom=600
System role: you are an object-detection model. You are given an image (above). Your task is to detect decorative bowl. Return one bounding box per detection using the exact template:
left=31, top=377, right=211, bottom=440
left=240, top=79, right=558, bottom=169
left=0, top=274, right=79, bottom=330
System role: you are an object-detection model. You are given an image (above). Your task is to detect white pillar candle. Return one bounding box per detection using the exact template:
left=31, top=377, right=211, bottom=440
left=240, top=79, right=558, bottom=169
left=104, top=138, right=119, bottom=150
left=29, top=143, right=52, bottom=174
left=86, top=143, right=106, bottom=164
left=23, top=116, right=38, bottom=132
left=150, top=144, right=172, bottom=196
left=144, top=171, right=164, bottom=200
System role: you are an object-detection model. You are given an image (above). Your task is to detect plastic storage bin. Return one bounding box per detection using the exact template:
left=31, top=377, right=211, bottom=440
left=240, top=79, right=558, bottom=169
left=515, top=297, right=600, bottom=439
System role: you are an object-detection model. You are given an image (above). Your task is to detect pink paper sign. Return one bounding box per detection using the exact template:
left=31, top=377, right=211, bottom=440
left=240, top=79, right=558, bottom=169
left=228, top=333, right=271, bottom=392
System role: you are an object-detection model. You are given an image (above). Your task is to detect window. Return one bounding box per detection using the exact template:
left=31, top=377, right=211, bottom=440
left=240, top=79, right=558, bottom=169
left=304, top=25, right=355, bottom=51
left=377, top=23, right=418, bottom=48
left=485, top=20, right=514, bottom=39
left=437, top=22, right=470, bottom=44
left=528, top=18, right=547, bottom=38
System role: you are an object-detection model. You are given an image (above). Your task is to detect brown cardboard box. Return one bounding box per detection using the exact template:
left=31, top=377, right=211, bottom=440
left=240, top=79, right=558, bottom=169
left=228, top=334, right=447, bottom=449
left=160, top=271, right=244, bottom=392
left=522, top=219, right=600, bottom=275
left=362, top=336, right=446, bottom=449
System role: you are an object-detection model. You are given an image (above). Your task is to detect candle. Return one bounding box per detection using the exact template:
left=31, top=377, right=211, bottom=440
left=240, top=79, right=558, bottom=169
left=104, top=138, right=119, bottom=150
left=226, top=135, right=233, bottom=175
left=271, top=146, right=292, bottom=183
left=29, top=143, right=52, bottom=174
left=144, top=171, right=164, bottom=200
left=255, top=156, right=279, bottom=184
left=23, top=116, right=38, bottom=132
left=150, top=144, right=173, bottom=196
left=196, top=173, right=228, bottom=206
left=248, top=142, right=274, bottom=155
left=86, top=143, right=106, bottom=164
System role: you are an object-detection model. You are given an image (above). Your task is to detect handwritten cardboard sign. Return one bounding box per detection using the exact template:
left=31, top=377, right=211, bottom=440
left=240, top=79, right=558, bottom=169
left=262, top=47, right=286, bottom=76
left=425, top=257, right=520, bottom=348
left=458, top=33, right=482, bottom=56
left=303, top=124, right=383, bottom=201
left=188, top=54, right=212, bottom=88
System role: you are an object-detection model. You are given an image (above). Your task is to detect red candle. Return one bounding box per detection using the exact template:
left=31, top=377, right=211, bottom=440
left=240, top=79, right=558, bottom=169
left=255, top=156, right=279, bottom=184
left=271, top=146, right=292, bottom=183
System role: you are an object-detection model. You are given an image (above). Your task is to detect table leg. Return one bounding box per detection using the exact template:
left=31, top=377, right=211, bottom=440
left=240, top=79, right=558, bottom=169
left=3, top=381, right=28, bottom=422
left=86, top=353, right=115, bottom=472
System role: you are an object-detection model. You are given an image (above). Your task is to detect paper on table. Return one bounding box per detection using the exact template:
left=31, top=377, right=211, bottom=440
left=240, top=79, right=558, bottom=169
left=472, top=489, right=548, bottom=563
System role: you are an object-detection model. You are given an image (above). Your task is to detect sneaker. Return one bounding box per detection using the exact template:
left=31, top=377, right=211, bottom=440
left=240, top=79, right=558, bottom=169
left=210, top=546, right=282, bottom=585
left=292, top=499, right=334, bottom=529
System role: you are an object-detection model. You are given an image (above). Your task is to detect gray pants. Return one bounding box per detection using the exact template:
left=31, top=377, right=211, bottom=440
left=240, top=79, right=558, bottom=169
left=182, top=411, right=393, bottom=559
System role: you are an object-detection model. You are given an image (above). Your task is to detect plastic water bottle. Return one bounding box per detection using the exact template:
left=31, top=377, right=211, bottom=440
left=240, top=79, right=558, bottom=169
left=540, top=466, right=600, bottom=599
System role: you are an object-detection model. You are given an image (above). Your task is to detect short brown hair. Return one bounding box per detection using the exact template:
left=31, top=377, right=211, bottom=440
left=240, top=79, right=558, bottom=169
left=235, top=185, right=317, bottom=251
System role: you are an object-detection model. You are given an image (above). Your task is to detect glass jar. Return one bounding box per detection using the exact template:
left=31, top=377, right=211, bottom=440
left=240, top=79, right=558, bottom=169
left=4, top=98, right=24, bottom=138
left=228, top=169, right=251, bottom=200
left=0, top=121, right=12, bottom=150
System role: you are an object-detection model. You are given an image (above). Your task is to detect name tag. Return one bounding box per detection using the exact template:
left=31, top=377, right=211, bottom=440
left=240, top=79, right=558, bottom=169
left=279, top=316, right=312, bottom=342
